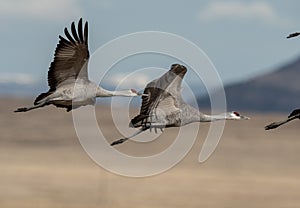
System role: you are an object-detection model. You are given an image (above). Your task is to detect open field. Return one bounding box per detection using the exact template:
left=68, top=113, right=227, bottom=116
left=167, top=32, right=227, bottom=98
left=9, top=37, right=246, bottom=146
left=1, top=98, right=300, bottom=208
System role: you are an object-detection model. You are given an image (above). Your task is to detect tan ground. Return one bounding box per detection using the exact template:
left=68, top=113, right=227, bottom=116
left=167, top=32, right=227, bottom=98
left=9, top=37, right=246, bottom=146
left=1, top=98, right=300, bottom=208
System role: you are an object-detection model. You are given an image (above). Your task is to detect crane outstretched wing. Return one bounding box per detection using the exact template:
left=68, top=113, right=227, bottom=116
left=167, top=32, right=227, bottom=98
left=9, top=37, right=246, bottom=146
left=130, top=64, right=187, bottom=128
left=47, top=18, right=89, bottom=91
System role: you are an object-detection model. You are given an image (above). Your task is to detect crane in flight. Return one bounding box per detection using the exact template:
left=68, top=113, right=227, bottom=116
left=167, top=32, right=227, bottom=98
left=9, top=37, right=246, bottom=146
left=265, top=109, right=300, bottom=130
left=111, top=64, right=249, bottom=146
left=264, top=32, right=300, bottom=129
left=15, top=18, right=143, bottom=113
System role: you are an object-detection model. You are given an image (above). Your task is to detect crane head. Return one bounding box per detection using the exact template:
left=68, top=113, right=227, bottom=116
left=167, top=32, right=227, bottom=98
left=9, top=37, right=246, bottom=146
left=227, top=111, right=250, bottom=120
left=130, top=89, right=148, bottom=97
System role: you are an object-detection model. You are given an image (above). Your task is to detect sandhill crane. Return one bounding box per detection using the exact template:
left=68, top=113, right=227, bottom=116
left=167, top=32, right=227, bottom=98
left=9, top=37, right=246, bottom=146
left=264, top=32, right=300, bottom=129
left=111, top=64, right=249, bottom=146
left=265, top=109, right=300, bottom=130
left=287, top=32, right=300, bottom=39
left=15, top=18, right=143, bottom=113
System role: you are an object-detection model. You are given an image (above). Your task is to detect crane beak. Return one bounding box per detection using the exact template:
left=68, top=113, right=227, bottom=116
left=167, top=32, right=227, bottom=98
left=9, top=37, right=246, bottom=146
left=130, top=89, right=148, bottom=96
left=137, top=90, right=148, bottom=97
left=240, top=115, right=250, bottom=120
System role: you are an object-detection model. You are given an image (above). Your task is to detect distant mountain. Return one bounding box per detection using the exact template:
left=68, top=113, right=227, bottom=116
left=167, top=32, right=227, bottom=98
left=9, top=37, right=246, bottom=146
left=198, top=57, right=300, bottom=113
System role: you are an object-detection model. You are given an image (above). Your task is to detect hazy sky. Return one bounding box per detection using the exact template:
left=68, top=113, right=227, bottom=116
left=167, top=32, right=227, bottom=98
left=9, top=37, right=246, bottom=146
left=1, top=0, right=300, bottom=90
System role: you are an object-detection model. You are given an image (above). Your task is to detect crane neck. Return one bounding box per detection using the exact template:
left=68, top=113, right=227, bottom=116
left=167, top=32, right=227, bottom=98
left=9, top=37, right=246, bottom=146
left=183, top=106, right=228, bottom=123
left=200, top=113, right=228, bottom=122
left=96, top=87, right=133, bottom=97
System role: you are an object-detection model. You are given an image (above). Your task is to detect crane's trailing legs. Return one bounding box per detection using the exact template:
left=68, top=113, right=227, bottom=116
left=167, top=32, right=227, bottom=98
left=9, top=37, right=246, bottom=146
left=111, top=123, right=165, bottom=146
left=111, top=129, right=145, bottom=146
left=14, top=102, right=47, bottom=112
left=265, top=109, right=300, bottom=130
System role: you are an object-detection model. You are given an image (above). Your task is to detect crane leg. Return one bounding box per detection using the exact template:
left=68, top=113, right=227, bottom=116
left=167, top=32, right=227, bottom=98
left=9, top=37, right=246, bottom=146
left=111, top=129, right=145, bottom=146
left=265, top=115, right=298, bottom=130
left=145, top=123, right=166, bottom=132
left=14, top=102, right=46, bottom=113
left=110, top=124, right=166, bottom=146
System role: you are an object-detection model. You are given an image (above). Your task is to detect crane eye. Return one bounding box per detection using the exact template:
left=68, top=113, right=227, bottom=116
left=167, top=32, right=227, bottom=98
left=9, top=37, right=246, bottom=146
left=233, top=111, right=240, bottom=116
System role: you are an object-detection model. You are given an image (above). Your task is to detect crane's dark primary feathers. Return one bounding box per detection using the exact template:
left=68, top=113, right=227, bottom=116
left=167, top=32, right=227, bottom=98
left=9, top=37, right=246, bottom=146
left=47, top=18, right=89, bottom=92
left=130, top=64, right=187, bottom=128
left=287, top=32, right=300, bottom=39
left=15, top=18, right=90, bottom=112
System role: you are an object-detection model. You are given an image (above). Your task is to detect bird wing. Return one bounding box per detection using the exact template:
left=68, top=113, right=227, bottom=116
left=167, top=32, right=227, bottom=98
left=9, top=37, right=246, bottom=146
left=287, top=32, right=300, bottom=39
left=130, top=64, right=187, bottom=128
left=47, top=18, right=89, bottom=91
left=153, top=94, right=181, bottom=124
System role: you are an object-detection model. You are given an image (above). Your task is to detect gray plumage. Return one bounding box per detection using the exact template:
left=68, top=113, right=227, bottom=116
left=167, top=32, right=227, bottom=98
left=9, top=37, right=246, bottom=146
left=15, top=18, right=142, bottom=113
left=111, top=64, right=249, bottom=146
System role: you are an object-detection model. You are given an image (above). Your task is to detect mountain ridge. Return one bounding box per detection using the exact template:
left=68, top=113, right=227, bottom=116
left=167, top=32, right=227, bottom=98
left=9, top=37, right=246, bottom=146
left=198, top=56, right=300, bottom=112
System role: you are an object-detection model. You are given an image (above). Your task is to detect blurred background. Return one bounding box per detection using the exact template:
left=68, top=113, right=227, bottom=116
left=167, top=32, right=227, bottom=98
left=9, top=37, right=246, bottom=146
left=1, top=0, right=300, bottom=207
